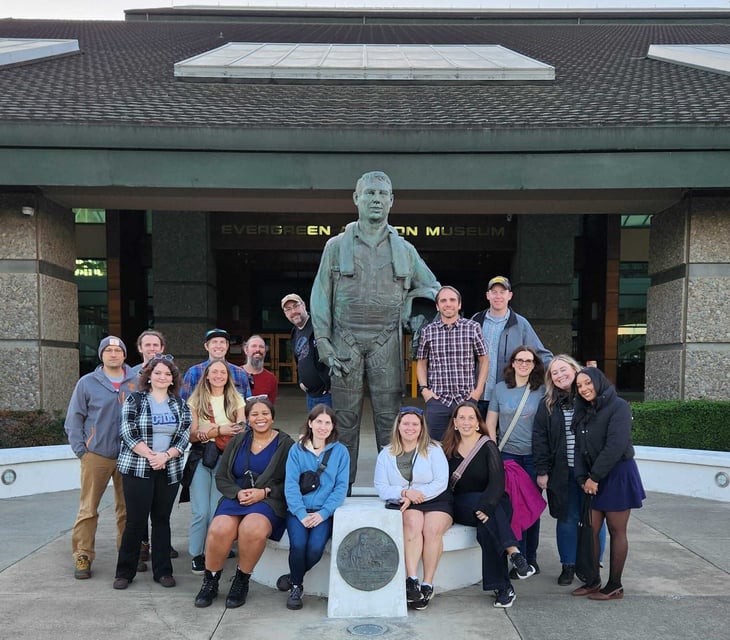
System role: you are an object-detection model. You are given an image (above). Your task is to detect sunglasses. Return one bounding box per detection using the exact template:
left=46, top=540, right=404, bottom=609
left=399, top=406, right=424, bottom=416
left=246, top=394, right=269, bottom=404
left=152, top=353, right=174, bottom=361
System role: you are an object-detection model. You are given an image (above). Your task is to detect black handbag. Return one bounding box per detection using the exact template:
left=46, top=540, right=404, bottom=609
left=201, top=440, right=221, bottom=469
left=575, top=494, right=598, bottom=584
left=299, top=448, right=333, bottom=495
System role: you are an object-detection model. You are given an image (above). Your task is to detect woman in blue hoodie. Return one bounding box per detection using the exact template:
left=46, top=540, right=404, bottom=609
left=281, top=404, right=350, bottom=610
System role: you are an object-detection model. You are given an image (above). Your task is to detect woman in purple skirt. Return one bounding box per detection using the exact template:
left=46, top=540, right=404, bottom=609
left=571, top=367, right=645, bottom=601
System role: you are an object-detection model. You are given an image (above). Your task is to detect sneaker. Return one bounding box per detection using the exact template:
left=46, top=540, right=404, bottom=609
left=413, top=584, right=433, bottom=610
left=276, top=573, right=292, bottom=592
left=191, top=554, right=205, bottom=575
left=194, top=570, right=220, bottom=608
left=287, top=585, right=304, bottom=610
left=494, top=586, right=516, bottom=608
left=139, top=542, right=150, bottom=562
left=510, top=552, right=536, bottom=579
left=558, top=564, right=575, bottom=586
left=74, top=555, right=91, bottom=580
left=406, top=577, right=424, bottom=604
left=226, top=568, right=250, bottom=608
left=530, top=560, right=541, bottom=575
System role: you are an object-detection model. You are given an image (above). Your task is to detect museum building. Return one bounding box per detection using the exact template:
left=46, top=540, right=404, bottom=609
left=0, top=5, right=728, bottom=410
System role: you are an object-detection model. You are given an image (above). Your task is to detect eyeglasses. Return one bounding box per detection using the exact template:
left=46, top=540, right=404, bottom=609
left=283, top=303, right=301, bottom=312
left=152, top=353, right=174, bottom=361
left=399, top=406, right=424, bottom=416
left=514, top=358, right=535, bottom=365
left=246, top=394, right=269, bottom=404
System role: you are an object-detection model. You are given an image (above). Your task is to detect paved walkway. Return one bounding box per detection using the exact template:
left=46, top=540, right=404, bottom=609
left=1, top=389, right=728, bottom=640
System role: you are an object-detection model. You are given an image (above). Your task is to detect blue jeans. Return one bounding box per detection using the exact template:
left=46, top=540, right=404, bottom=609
left=500, top=452, right=540, bottom=563
left=425, top=398, right=454, bottom=441
left=557, top=467, right=607, bottom=564
left=306, top=391, right=332, bottom=411
left=188, top=457, right=223, bottom=557
left=286, top=513, right=333, bottom=585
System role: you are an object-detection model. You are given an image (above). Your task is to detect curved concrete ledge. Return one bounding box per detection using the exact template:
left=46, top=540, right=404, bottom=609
left=634, top=446, right=730, bottom=502
left=253, top=495, right=482, bottom=597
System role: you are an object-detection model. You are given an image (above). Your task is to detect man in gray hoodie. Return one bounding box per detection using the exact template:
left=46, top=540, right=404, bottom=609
left=65, top=336, right=137, bottom=579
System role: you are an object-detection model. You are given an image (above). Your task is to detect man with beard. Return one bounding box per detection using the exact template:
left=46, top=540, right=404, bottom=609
left=242, top=334, right=278, bottom=403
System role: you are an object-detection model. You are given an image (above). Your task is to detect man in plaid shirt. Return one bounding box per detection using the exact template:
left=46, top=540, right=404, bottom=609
left=416, top=286, right=489, bottom=440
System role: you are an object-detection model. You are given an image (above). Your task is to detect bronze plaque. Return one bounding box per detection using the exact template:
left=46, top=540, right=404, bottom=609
left=336, top=527, right=399, bottom=592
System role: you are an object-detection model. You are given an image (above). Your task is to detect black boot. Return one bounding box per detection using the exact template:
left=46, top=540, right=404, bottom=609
left=194, top=570, right=220, bottom=608
left=226, top=568, right=250, bottom=608
left=558, top=564, right=576, bottom=586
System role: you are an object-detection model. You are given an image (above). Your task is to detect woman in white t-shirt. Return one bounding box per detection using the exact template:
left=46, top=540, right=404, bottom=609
left=185, top=359, right=246, bottom=574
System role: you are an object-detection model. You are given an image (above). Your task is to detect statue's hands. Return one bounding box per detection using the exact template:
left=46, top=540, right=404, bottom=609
left=316, top=338, right=350, bottom=377
left=407, top=313, right=427, bottom=335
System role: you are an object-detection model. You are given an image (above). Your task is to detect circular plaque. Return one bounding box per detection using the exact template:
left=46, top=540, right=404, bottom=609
left=336, top=527, right=399, bottom=592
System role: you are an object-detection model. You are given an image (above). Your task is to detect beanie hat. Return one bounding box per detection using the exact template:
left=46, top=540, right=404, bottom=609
left=98, top=336, right=127, bottom=359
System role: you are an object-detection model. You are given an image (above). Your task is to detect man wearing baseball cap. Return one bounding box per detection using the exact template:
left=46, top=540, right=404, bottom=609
left=471, top=276, right=553, bottom=418
left=180, top=328, right=250, bottom=401
left=65, top=336, right=138, bottom=580
left=281, top=293, right=332, bottom=410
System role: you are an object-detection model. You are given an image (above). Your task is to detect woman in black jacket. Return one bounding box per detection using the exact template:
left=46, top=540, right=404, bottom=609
left=571, top=367, right=645, bottom=601
left=533, top=355, right=606, bottom=587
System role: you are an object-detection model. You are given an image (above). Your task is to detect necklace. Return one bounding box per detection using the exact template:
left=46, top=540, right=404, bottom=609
left=253, top=433, right=274, bottom=450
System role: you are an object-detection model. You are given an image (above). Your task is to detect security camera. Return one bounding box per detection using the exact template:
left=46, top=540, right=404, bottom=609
left=21, top=206, right=35, bottom=217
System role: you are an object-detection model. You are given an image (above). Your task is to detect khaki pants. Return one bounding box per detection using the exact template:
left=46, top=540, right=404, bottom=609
left=71, top=451, right=125, bottom=562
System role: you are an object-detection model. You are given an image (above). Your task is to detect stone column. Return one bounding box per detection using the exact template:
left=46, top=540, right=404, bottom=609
left=151, top=211, right=216, bottom=370
left=645, top=195, right=730, bottom=400
left=510, top=214, right=577, bottom=357
left=0, top=193, right=78, bottom=411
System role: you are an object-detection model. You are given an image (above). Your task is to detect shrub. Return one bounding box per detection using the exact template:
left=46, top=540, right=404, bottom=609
left=0, top=411, right=67, bottom=448
left=631, top=401, right=730, bottom=452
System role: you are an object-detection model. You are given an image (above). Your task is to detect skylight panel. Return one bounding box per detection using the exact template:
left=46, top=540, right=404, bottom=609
left=174, top=43, right=555, bottom=82
left=0, top=38, right=79, bottom=67
left=647, top=44, right=730, bottom=76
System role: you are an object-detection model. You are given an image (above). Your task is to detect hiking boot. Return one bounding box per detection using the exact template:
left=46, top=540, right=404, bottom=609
left=406, top=577, right=424, bottom=604
left=194, top=570, right=220, bottom=608
left=191, top=554, right=205, bottom=575
left=287, top=584, right=304, bottom=610
left=139, top=542, right=150, bottom=561
left=413, top=584, right=433, bottom=610
left=494, top=586, right=516, bottom=608
left=510, top=552, right=536, bottom=579
left=276, top=573, right=292, bottom=592
left=558, top=564, right=575, bottom=586
left=226, top=568, right=250, bottom=608
left=74, top=555, right=91, bottom=580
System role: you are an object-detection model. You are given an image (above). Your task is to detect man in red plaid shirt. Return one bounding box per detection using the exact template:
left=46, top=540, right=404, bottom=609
left=415, top=286, right=489, bottom=440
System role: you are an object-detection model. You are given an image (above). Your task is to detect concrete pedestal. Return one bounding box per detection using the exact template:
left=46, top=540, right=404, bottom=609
left=327, top=497, right=407, bottom=618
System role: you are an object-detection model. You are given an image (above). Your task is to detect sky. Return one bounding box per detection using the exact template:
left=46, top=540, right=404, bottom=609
left=1, top=1, right=728, bottom=21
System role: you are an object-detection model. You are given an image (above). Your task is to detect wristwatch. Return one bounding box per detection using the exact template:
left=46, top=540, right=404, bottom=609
left=417, top=384, right=429, bottom=393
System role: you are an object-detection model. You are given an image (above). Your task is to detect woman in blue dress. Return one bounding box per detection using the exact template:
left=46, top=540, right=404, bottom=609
left=193, top=398, right=293, bottom=609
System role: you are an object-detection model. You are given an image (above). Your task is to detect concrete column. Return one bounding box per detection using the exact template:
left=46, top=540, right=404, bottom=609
left=645, top=195, right=730, bottom=400
left=0, top=193, right=78, bottom=411
left=151, top=211, right=216, bottom=370
left=510, top=214, right=577, bottom=357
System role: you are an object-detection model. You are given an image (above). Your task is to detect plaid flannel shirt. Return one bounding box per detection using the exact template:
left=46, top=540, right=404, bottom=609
left=118, top=391, right=191, bottom=483
left=416, top=316, right=487, bottom=405
left=180, top=359, right=250, bottom=401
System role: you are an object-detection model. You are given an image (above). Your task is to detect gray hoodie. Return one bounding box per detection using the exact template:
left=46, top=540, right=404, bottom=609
left=64, top=364, right=138, bottom=459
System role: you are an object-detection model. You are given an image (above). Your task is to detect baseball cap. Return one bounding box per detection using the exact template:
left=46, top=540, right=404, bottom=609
left=205, top=328, right=230, bottom=342
left=281, top=293, right=305, bottom=309
left=98, top=336, right=127, bottom=359
left=487, top=276, right=512, bottom=291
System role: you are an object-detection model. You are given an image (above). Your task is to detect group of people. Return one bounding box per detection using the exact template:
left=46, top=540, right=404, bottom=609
left=63, top=170, right=644, bottom=614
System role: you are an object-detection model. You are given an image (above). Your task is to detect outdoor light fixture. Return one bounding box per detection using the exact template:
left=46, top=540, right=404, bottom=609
left=21, top=206, right=35, bottom=217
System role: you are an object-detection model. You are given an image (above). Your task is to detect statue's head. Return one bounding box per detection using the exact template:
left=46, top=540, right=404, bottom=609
left=353, top=171, right=394, bottom=227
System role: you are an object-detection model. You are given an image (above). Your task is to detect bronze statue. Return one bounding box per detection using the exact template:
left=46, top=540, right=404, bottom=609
left=311, top=171, right=440, bottom=484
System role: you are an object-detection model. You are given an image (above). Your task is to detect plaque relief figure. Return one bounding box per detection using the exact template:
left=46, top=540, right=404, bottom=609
left=311, top=171, right=441, bottom=485
left=336, top=527, right=399, bottom=592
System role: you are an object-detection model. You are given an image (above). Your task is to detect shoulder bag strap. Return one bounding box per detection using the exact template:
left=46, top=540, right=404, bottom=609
left=449, top=435, right=489, bottom=490
left=316, top=447, right=333, bottom=475
left=498, top=384, right=532, bottom=452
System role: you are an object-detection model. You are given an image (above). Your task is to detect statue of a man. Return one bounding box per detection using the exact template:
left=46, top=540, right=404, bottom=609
left=311, top=171, right=441, bottom=484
